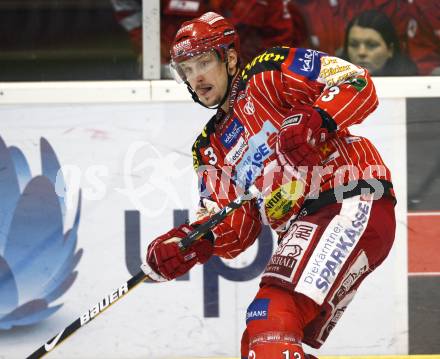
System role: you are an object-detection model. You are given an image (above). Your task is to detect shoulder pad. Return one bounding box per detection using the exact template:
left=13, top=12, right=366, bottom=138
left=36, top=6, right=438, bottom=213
left=239, top=46, right=290, bottom=84
left=192, top=114, right=217, bottom=170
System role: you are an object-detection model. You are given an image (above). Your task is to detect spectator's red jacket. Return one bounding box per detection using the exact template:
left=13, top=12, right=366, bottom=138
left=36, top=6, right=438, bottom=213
left=111, top=0, right=309, bottom=65
left=111, top=0, right=210, bottom=61
left=192, top=47, right=393, bottom=259
left=222, top=0, right=308, bottom=64
left=111, top=0, right=143, bottom=54
left=400, top=0, right=440, bottom=75
left=289, top=0, right=348, bottom=55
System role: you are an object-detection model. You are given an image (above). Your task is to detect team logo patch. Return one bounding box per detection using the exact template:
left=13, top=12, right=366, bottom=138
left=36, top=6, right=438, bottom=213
left=246, top=298, right=270, bottom=323
left=243, top=97, right=255, bottom=115
left=221, top=118, right=244, bottom=149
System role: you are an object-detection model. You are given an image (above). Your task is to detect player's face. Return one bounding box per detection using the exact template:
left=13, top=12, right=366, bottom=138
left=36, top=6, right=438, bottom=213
left=180, top=51, right=229, bottom=107
left=347, top=25, right=393, bottom=74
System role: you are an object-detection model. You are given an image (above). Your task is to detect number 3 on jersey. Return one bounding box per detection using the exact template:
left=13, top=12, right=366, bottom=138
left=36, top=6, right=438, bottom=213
left=321, top=86, right=340, bottom=102
left=204, top=146, right=218, bottom=165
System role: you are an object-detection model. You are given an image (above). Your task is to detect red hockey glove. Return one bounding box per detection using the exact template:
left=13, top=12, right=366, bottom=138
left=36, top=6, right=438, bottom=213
left=146, top=224, right=214, bottom=280
left=278, top=105, right=335, bottom=166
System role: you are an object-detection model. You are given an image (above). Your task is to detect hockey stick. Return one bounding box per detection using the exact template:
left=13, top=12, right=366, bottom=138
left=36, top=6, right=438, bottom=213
left=26, top=189, right=255, bottom=359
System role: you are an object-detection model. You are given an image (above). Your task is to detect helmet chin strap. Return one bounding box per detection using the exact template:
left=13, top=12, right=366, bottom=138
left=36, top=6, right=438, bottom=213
left=185, top=61, right=235, bottom=110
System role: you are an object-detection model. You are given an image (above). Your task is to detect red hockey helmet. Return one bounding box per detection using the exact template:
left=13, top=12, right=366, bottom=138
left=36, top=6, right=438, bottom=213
left=170, top=12, right=240, bottom=83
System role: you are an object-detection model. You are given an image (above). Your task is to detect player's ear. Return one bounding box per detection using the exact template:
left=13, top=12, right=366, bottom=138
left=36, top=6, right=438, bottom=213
left=226, top=48, right=238, bottom=75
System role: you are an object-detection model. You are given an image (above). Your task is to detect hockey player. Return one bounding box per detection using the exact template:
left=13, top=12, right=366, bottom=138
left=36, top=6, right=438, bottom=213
left=142, top=12, right=396, bottom=359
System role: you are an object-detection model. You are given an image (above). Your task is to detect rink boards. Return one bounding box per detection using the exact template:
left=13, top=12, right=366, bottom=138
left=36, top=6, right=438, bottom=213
left=0, top=97, right=418, bottom=358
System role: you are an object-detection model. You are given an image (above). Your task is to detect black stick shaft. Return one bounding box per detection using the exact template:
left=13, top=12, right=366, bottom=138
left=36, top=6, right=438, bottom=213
left=27, top=190, right=254, bottom=358
left=27, top=271, right=147, bottom=359
left=179, top=190, right=252, bottom=249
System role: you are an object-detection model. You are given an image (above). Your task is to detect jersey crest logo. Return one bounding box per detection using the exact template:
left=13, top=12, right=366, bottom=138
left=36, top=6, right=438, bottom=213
left=243, top=97, right=255, bottom=115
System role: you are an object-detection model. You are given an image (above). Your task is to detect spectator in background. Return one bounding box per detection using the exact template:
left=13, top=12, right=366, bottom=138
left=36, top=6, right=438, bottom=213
left=401, top=0, right=440, bottom=75
left=223, top=0, right=308, bottom=65
left=111, top=0, right=309, bottom=77
left=112, top=0, right=440, bottom=77
left=290, top=0, right=413, bottom=57
left=111, top=0, right=142, bottom=55
left=161, top=0, right=216, bottom=77
left=111, top=0, right=214, bottom=77
left=341, top=10, right=418, bottom=76
left=291, top=0, right=440, bottom=75
left=289, top=0, right=352, bottom=56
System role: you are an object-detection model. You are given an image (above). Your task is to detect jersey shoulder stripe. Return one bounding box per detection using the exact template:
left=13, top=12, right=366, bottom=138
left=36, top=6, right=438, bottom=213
left=192, top=114, right=217, bottom=170
left=239, top=46, right=290, bottom=87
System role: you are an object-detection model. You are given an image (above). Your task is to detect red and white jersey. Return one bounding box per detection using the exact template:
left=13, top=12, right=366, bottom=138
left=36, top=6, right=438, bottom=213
left=192, top=47, right=393, bottom=259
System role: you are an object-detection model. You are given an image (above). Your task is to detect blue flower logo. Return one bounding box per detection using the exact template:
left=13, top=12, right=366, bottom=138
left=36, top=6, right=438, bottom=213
left=0, top=137, right=82, bottom=330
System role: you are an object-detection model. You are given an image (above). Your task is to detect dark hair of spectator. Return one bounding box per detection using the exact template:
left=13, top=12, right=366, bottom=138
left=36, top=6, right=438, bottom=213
left=342, top=10, right=418, bottom=76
